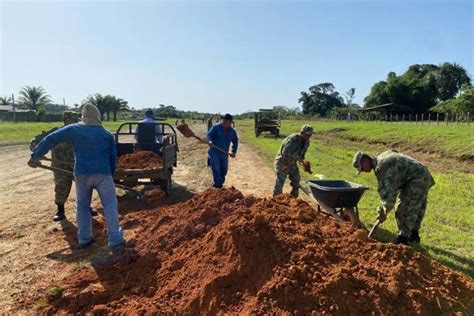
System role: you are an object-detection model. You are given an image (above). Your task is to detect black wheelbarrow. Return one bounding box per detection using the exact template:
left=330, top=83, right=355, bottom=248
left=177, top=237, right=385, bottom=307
left=307, top=180, right=369, bottom=227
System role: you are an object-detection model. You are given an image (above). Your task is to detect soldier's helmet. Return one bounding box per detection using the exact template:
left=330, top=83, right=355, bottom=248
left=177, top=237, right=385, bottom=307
left=352, top=151, right=365, bottom=174
left=63, top=111, right=80, bottom=123
left=301, top=125, right=314, bottom=135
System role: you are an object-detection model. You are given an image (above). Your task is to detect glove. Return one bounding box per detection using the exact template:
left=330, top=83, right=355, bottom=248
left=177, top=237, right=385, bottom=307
left=27, top=159, right=41, bottom=168
left=301, top=160, right=313, bottom=174
left=376, top=206, right=387, bottom=223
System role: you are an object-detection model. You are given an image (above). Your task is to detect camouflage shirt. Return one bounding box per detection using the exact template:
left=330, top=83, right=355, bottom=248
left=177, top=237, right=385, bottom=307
left=30, top=126, right=75, bottom=171
left=373, top=150, right=435, bottom=212
left=275, top=133, right=309, bottom=167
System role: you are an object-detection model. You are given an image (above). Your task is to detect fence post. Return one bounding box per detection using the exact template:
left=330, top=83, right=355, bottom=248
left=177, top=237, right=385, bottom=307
left=402, top=114, right=405, bottom=122
left=409, top=114, right=411, bottom=122
left=421, top=113, right=424, bottom=124
left=437, top=113, right=439, bottom=125
left=428, top=113, right=431, bottom=124
left=468, top=112, right=470, bottom=126
left=446, top=113, right=449, bottom=125
left=415, top=114, right=418, bottom=123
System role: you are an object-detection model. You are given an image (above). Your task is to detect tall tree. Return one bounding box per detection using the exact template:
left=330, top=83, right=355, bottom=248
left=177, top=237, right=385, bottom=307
left=364, top=63, right=471, bottom=112
left=18, top=86, right=52, bottom=110
left=344, top=88, right=356, bottom=106
left=437, top=62, right=471, bottom=101
left=110, top=97, right=129, bottom=121
left=299, top=83, right=344, bottom=116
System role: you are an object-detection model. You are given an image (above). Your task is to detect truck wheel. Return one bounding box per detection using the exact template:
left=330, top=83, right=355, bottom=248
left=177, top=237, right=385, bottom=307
left=255, top=129, right=261, bottom=137
left=274, top=129, right=280, bottom=138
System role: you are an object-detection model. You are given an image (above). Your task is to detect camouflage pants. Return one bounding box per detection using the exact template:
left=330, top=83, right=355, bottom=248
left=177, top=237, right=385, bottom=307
left=394, top=185, right=430, bottom=237
left=53, top=171, right=73, bottom=205
left=273, top=163, right=300, bottom=197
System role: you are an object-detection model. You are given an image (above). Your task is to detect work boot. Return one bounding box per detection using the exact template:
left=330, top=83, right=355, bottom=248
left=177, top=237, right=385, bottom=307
left=393, top=235, right=410, bottom=245
left=53, top=204, right=66, bottom=221
left=409, top=230, right=421, bottom=244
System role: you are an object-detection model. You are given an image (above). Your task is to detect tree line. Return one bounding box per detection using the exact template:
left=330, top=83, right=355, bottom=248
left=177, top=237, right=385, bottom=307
left=299, top=62, right=472, bottom=116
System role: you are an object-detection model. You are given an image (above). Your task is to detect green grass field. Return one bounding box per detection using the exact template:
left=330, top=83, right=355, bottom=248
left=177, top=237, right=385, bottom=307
left=238, top=119, right=474, bottom=278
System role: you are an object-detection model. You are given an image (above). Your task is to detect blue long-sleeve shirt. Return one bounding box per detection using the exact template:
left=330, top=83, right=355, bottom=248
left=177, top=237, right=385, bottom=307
left=31, top=124, right=117, bottom=175
left=207, top=124, right=238, bottom=156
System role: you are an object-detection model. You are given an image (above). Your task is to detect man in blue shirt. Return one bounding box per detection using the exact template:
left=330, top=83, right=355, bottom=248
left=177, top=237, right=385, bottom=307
left=207, top=113, right=238, bottom=188
left=28, top=103, right=125, bottom=249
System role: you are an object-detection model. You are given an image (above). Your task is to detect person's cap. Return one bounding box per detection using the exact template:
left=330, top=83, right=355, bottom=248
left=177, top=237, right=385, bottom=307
left=301, top=125, right=314, bottom=135
left=352, top=151, right=365, bottom=175
left=223, top=113, right=233, bottom=121
left=63, top=111, right=79, bottom=122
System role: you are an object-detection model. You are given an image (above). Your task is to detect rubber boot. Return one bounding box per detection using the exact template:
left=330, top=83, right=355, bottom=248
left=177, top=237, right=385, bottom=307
left=393, top=235, right=410, bottom=245
left=409, top=230, right=421, bottom=244
left=53, top=204, right=66, bottom=221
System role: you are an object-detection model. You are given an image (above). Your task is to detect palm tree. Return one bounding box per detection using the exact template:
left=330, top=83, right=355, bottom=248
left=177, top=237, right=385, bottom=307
left=0, top=96, right=12, bottom=105
left=110, top=97, right=129, bottom=121
left=18, top=86, right=52, bottom=110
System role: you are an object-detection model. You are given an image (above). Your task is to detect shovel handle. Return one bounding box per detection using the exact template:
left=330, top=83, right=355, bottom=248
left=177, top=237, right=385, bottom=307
left=40, top=156, right=74, bottom=166
left=37, top=163, right=143, bottom=198
left=368, top=219, right=381, bottom=238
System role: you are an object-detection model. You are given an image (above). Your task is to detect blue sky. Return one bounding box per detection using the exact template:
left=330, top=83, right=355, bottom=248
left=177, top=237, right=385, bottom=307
left=1, top=0, right=473, bottom=113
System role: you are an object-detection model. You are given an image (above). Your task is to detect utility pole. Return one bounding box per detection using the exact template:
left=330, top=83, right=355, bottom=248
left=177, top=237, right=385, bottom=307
left=12, top=93, right=16, bottom=123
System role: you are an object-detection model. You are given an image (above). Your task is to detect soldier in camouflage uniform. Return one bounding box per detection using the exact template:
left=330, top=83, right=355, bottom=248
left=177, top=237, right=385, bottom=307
left=273, top=125, right=314, bottom=197
left=353, top=150, right=435, bottom=245
left=30, top=111, right=97, bottom=221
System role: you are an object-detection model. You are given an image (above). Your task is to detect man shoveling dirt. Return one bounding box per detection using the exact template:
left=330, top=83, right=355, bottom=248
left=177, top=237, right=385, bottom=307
left=353, top=150, right=435, bottom=245
left=273, top=124, right=314, bottom=197
left=28, top=103, right=126, bottom=250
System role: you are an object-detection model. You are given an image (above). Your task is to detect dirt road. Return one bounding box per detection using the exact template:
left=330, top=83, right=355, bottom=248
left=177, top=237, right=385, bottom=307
left=0, top=123, right=279, bottom=313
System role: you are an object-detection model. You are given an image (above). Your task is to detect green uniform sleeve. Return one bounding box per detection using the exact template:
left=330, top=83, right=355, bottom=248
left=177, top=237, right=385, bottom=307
left=29, top=128, right=58, bottom=151
left=280, top=135, right=302, bottom=162
left=376, top=165, right=398, bottom=212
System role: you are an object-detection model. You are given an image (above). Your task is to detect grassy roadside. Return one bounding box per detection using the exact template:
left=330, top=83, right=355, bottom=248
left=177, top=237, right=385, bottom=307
left=237, top=119, right=474, bottom=278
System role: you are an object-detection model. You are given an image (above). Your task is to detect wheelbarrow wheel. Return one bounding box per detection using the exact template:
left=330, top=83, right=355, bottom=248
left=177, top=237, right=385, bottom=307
left=342, top=208, right=364, bottom=228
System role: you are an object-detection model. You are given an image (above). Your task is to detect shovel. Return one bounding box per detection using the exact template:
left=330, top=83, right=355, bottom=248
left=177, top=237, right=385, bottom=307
left=36, top=162, right=144, bottom=200
left=368, top=219, right=381, bottom=238
left=176, top=123, right=230, bottom=156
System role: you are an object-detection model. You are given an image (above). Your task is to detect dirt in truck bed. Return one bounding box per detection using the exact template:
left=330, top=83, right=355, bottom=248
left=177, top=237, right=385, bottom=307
left=44, top=188, right=473, bottom=315
left=117, top=151, right=163, bottom=170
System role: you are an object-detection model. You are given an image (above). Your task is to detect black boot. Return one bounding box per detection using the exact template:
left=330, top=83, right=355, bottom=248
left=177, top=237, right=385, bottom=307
left=409, top=230, right=421, bottom=244
left=393, top=235, right=410, bottom=245
left=53, top=204, right=66, bottom=221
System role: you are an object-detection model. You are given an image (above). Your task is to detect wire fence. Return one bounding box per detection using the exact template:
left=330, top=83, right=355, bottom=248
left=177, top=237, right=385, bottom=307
left=329, top=112, right=471, bottom=126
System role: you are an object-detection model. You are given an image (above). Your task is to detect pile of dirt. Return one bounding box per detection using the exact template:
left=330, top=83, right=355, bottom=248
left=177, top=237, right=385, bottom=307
left=117, top=151, right=163, bottom=170
left=45, top=188, right=474, bottom=315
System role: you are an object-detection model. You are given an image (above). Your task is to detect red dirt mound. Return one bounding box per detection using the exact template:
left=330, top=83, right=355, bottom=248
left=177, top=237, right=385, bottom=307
left=117, top=151, right=163, bottom=170
left=45, top=188, right=474, bottom=315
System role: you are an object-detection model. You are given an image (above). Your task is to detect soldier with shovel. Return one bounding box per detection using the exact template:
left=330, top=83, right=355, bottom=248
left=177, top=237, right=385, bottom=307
left=353, top=150, right=435, bottom=245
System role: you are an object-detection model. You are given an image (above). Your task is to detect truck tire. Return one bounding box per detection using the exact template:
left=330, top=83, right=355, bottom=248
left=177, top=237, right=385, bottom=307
left=255, top=128, right=261, bottom=137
